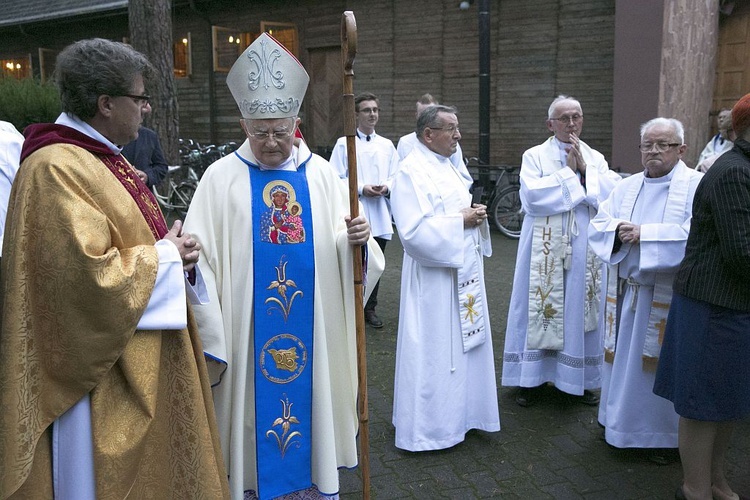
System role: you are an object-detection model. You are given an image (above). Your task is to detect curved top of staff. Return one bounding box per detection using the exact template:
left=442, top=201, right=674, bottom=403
left=341, top=11, right=357, bottom=74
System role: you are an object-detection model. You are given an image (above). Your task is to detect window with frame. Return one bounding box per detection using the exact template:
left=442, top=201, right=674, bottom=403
left=261, top=22, right=299, bottom=57
left=2, top=56, right=32, bottom=79
left=212, top=26, right=258, bottom=72
left=174, top=33, right=192, bottom=78
left=211, top=23, right=299, bottom=72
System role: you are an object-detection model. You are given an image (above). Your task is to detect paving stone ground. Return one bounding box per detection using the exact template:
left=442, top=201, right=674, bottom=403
left=339, top=229, right=750, bottom=499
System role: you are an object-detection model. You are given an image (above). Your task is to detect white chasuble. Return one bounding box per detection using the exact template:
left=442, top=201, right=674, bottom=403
left=185, top=140, right=384, bottom=498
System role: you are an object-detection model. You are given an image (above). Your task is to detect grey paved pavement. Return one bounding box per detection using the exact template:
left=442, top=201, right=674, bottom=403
left=339, top=229, right=750, bottom=499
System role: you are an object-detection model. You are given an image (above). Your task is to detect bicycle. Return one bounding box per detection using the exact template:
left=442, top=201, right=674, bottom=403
left=179, top=139, right=239, bottom=179
left=466, top=158, right=524, bottom=239
left=152, top=164, right=198, bottom=219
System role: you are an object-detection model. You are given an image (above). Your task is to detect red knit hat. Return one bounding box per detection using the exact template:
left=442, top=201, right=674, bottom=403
left=731, top=93, right=750, bottom=138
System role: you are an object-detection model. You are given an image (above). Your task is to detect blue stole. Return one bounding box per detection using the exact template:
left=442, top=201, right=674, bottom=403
left=245, top=155, right=315, bottom=499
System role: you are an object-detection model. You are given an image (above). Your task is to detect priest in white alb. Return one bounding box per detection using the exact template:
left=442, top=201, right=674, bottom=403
left=502, top=95, right=621, bottom=407
left=184, top=33, right=384, bottom=500
left=589, top=118, right=702, bottom=452
left=390, top=104, right=500, bottom=452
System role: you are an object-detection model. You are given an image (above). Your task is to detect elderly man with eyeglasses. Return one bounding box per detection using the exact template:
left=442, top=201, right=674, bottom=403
left=502, top=94, right=622, bottom=408
left=183, top=33, right=384, bottom=499
left=589, top=118, right=702, bottom=463
left=390, top=104, right=500, bottom=452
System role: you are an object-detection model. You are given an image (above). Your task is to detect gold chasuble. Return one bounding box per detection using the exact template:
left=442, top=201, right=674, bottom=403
left=0, top=124, right=229, bottom=499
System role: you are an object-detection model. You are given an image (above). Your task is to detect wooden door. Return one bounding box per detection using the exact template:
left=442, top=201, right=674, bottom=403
left=712, top=3, right=750, bottom=130
left=304, top=46, right=343, bottom=160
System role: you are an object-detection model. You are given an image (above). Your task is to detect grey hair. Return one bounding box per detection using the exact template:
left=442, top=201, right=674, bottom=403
left=416, top=104, right=457, bottom=138
left=54, top=38, right=154, bottom=120
left=547, top=95, right=582, bottom=119
left=640, top=117, right=685, bottom=144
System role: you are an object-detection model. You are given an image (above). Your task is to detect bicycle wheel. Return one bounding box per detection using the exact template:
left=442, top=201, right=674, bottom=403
left=170, top=181, right=197, bottom=218
left=490, top=186, right=523, bottom=239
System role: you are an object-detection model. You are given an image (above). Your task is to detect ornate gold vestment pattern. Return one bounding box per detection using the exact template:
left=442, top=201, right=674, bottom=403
left=0, top=144, right=229, bottom=499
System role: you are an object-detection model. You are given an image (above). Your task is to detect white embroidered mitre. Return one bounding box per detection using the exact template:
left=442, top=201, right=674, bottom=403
left=226, top=32, right=310, bottom=119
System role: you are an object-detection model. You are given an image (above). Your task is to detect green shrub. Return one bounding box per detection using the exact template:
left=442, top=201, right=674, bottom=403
left=0, top=78, right=61, bottom=131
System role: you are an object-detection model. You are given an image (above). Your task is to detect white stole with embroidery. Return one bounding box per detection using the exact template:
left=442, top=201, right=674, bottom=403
left=458, top=222, right=489, bottom=352
left=527, top=214, right=566, bottom=350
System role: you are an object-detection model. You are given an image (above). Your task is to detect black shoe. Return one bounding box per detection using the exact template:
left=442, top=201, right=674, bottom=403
left=579, top=390, right=600, bottom=406
left=515, top=387, right=536, bottom=407
left=365, top=310, right=383, bottom=329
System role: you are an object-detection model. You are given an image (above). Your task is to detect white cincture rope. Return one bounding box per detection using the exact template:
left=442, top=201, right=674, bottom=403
left=626, top=276, right=641, bottom=311
left=562, top=209, right=578, bottom=270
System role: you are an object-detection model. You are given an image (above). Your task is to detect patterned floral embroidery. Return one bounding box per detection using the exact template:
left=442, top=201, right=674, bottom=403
left=266, top=256, right=304, bottom=321
left=533, top=258, right=559, bottom=330
left=265, top=395, right=302, bottom=459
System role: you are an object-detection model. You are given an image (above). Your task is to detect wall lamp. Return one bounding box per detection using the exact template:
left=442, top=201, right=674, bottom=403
left=459, top=0, right=474, bottom=10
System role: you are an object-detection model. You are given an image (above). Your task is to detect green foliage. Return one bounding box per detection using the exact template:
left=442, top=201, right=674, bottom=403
left=0, top=78, right=61, bottom=131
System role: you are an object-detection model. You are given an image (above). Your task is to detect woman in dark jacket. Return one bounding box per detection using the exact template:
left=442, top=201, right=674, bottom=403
left=654, top=93, right=750, bottom=500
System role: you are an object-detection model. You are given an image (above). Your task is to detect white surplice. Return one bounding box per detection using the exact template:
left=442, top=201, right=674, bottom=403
left=184, top=139, right=384, bottom=498
left=329, top=131, right=399, bottom=239
left=390, top=142, right=499, bottom=452
left=589, top=161, right=702, bottom=448
left=502, top=136, right=621, bottom=395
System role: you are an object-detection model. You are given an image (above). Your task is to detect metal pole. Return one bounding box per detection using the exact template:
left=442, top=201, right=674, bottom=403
left=478, top=0, right=491, bottom=166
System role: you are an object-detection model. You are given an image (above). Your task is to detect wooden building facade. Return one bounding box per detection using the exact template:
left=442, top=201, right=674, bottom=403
left=0, top=0, right=748, bottom=170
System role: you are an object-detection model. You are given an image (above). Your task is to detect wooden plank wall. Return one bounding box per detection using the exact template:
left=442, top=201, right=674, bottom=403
left=344, top=0, right=616, bottom=165
left=4, top=0, right=737, bottom=168
left=174, top=0, right=616, bottom=166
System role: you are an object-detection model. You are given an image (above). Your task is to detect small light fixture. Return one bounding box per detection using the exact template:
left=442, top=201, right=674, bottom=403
left=459, top=0, right=474, bottom=10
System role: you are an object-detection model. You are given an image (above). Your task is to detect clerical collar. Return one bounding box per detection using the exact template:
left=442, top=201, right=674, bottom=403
left=55, top=112, right=122, bottom=155
left=418, top=141, right=451, bottom=164
left=357, top=129, right=374, bottom=142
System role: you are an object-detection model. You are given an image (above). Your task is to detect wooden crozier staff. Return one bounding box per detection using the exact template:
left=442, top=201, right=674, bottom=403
left=341, top=11, right=371, bottom=499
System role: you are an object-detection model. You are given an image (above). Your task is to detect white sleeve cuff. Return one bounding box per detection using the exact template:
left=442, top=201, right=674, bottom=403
left=186, top=264, right=209, bottom=305
left=137, top=239, right=188, bottom=330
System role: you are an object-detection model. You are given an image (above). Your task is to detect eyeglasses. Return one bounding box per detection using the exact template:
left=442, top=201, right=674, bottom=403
left=117, top=93, right=152, bottom=105
left=358, top=107, right=379, bottom=114
left=549, top=114, right=583, bottom=124
left=247, top=129, right=294, bottom=141
left=638, top=142, right=681, bottom=153
left=428, top=124, right=460, bottom=134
